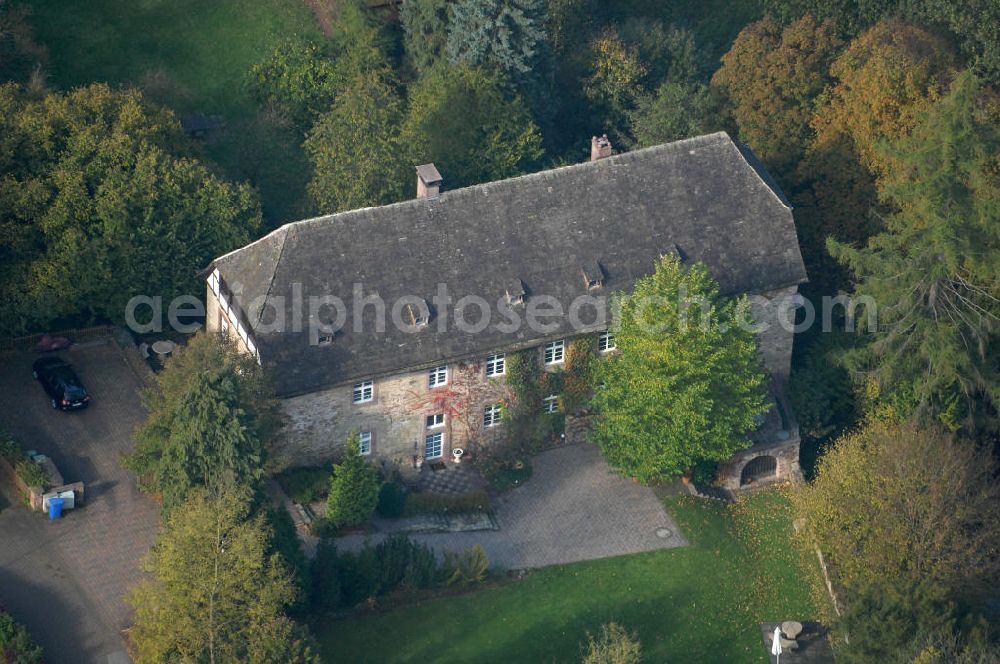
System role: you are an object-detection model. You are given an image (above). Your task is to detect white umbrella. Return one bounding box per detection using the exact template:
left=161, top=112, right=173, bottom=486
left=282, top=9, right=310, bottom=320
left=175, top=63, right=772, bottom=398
left=771, top=626, right=783, bottom=663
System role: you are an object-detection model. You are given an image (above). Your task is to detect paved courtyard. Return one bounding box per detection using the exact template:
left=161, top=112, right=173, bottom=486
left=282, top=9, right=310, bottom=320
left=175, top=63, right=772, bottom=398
left=0, top=340, right=160, bottom=664
left=338, top=443, right=687, bottom=569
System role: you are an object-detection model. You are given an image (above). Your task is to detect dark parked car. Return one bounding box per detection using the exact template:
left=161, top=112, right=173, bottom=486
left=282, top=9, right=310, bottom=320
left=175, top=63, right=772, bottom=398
left=32, top=357, right=90, bottom=410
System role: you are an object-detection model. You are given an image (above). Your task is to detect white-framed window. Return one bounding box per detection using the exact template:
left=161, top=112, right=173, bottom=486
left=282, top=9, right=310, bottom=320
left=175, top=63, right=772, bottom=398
left=483, top=403, right=502, bottom=427
left=358, top=431, right=372, bottom=455
left=428, top=365, right=448, bottom=388
left=353, top=380, right=374, bottom=404
left=426, top=413, right=445, bottom=429
left=598, top=331, right=616, bottom=352
left=543, top=395, right=560, bottom=414
left=424, top=431, right=443, bottom=459
left=485, top=353, right=506, bottom=377
left=544, top=340, right=565, bottom=364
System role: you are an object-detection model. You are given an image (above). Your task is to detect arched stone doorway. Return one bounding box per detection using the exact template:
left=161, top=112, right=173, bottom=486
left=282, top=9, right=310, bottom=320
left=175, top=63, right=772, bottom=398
left=740, top=455, right=777, bottom=486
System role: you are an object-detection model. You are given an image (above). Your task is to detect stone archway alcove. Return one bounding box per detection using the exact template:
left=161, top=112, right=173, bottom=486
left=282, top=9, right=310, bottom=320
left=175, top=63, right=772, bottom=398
left=740, top=455, right=778, bottom=486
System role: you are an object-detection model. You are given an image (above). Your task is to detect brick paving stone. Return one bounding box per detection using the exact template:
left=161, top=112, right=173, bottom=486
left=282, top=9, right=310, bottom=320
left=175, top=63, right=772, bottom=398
left=0, top=340, right=160, bottom=663
left=338, top=443, right=687, bottom=569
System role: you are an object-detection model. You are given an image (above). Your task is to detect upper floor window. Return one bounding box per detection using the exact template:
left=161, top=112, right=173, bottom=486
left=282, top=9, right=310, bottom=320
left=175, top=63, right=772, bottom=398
left=353, top=380, right=374, bottom=404
left=483, top=403, right=502, bottom=427
left=598, top=332, right=616, bottom=352
left=428, top=365, right=448, bottom=388
left=542, top=395, right=560, bottom=414
left=358, top=431, right=372, bottom=455
left=544, top=340, right=565, bottom=365
left=426, top=413, right=445, bottom=429
left=486, top=353, right=506, bottom=377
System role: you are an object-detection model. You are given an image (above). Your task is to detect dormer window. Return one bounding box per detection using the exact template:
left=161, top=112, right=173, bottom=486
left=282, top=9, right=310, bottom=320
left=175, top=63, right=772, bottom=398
left=504, top=278, right=526, bottom=306
left=403, top=300, right=430, bottom=328
left=581, top=261, right=604, bottom=290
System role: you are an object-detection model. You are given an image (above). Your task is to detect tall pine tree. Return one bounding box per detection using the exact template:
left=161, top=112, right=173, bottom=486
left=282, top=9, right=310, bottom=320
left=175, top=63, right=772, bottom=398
left=126, top=332, right=277, bottom=513
left=829, top=72, right=1000, bottom=432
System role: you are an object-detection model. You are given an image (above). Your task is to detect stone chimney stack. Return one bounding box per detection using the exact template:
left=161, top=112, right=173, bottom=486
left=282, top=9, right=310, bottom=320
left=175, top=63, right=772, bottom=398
left=416, top=163, right=443, bottom=199
left=591, top=134, right=613, bottom=161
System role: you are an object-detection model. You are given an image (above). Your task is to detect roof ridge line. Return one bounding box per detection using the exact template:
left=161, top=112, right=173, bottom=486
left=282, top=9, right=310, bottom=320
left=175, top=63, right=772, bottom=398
left=225, top=132, right=737, bottom=242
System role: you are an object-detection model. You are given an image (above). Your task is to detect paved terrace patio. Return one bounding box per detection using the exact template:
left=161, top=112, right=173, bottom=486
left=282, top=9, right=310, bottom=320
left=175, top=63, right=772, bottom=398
left=337, top=443, right=687, bottom=569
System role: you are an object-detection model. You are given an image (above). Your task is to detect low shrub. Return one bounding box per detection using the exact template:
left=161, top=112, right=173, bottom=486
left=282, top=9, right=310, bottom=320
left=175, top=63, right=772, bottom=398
left=443, top=545, right=489, bottom=586
left=0, top=433, right=49, bottom=489
left=581, top=622, right=641, bottom=664
left=0, top=610, right=43, bottom=663
left=376, top=481, right=406, bottom=518
left=481, top=459, right=532, bottom=493
left=274, top=465, right=331, bottom=504
left=373, top=534, right=439, bottom=591
left=403, top=491, right=491, bottom=516
left=14, top=459, right=48, bottom=489
left=310, top=536, right=489, bottom=610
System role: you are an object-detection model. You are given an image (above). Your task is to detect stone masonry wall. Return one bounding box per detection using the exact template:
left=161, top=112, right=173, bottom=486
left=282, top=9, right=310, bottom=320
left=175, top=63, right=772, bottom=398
left=276, top=359, right=511, bottom=480
left=208, top=283, right=801, bottom=477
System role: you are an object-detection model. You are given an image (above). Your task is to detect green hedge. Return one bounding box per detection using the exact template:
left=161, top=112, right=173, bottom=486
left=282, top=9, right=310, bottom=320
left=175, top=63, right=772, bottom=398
left=402, top=491, right=491, bottom=516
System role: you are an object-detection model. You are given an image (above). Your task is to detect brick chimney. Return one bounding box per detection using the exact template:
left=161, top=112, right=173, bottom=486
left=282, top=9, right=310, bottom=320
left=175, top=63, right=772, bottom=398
left=416, top=163, right=442, bottom=199
left=591, top=134, right=613, bottom=161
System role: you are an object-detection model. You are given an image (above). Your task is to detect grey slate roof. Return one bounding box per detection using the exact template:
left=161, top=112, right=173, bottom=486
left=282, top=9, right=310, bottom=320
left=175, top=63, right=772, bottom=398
left=210, top=132, right=807, bottom=397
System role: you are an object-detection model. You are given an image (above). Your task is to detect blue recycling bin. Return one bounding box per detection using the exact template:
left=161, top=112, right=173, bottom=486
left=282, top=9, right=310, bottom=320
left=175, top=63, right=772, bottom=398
left=48, top=497, right=65, bottom=520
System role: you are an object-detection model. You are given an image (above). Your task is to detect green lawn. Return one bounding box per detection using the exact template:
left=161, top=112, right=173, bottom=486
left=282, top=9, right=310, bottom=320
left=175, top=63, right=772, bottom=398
left=314, top=492, right=822, bottom=663
left=29, top=0, right=323, bottom=224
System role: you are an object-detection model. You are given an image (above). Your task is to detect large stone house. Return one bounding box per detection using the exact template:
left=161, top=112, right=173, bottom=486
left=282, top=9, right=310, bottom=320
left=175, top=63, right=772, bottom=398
left=204, top=132, right=808, bottom=491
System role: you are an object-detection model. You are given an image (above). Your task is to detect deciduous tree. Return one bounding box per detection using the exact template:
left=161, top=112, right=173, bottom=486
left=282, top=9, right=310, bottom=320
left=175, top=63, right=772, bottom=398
left=811, top=19, right=957, bottom=179
left=792, top=419, right=1000, bottom=600
left=401, top=65, right=544, bottom=189
left=712, top=15, right=843, bottom=177
left=129, top=488, right=319, bottom=663
left=0, top=84, right=261, bottom=336
left=305, top=65, right=408, bottom=212
left=629, top=80, right=719, bottom=147
left=590, top=256, right=770, bottom=482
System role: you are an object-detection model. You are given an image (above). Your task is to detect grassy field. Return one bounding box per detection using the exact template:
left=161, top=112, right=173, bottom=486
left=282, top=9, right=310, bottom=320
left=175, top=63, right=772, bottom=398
left=29, top=0, right=323, bottom=224
left=314, top=491, right=822, bottom=663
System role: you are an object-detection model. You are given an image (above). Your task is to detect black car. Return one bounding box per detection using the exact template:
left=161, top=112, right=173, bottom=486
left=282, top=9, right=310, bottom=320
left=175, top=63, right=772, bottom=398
left=32, top=357, right=90, bottom=410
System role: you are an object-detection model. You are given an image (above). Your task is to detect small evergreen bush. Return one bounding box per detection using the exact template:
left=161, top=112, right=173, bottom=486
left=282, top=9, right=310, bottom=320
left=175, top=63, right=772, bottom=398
left=326, top=434, right=380, bottom=528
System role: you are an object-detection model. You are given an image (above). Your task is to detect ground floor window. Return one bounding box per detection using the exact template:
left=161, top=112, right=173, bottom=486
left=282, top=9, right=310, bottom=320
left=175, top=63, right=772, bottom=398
left=425, top=431, right=444, bottom=459
left=542, top=395, right=559, bottom=414
left=358, top=431, right=372, bottom=455
left=483, top=403, right=502, bottom=427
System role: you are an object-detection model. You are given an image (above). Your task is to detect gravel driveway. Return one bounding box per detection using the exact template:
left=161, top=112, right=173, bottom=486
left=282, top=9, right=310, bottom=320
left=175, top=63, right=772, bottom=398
left=338, top=443, right=687, bottom=569
left=0, top=340, right=160, bottom=664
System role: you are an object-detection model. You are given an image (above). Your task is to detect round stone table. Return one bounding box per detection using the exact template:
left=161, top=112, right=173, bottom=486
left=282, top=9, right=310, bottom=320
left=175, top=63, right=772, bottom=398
left=781, top=621, right=803, bottom=640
